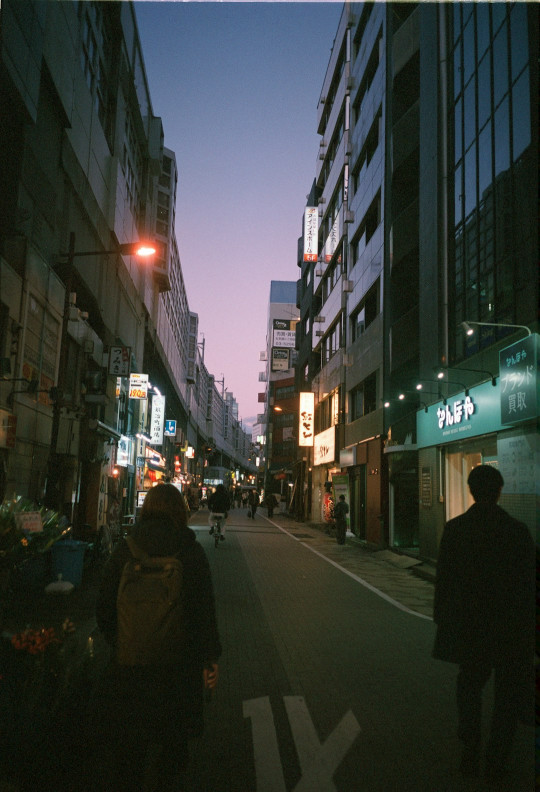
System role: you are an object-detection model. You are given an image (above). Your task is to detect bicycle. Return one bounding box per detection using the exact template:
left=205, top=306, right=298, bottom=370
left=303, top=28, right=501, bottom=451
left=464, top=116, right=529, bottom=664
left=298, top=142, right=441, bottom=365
left=209, top=512, right=226, bottom=548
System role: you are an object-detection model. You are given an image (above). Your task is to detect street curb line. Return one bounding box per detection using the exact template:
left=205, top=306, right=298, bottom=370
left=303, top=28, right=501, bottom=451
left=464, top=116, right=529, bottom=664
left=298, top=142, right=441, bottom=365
left=263, top=516, right=433, bottom=622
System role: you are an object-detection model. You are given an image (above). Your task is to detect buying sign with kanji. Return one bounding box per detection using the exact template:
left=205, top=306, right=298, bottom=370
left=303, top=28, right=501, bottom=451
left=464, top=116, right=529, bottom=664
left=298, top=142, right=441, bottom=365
left=499, top=334, right=538, bottom=425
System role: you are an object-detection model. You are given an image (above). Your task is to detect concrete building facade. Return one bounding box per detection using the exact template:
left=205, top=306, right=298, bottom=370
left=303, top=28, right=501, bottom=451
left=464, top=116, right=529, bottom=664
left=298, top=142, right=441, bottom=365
left=0, top=0, right=255, bottom=528
left=295, top=2, right=538, bottom=557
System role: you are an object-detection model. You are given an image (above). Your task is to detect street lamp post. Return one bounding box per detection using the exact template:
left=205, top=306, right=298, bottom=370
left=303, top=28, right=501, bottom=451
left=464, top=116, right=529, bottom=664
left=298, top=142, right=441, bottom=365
left=461, top=320, right=531, bottom=337
left=45, top=232, right=155, bottom=512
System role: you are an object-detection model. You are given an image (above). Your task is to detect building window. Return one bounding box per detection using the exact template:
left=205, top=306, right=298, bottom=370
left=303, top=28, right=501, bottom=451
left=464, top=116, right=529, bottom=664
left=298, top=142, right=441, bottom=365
left=352, top=27, right=383, bottom=126
left=322, top=318, right=342, bottom=365
left=351, top=191, right=381, bottom=265
left=451, top=1, right=532, bottom=354
left=350, top=280, right=379, bottom=342
left=316, top=388, right=341, bottom=433
left=349, top=372, right=377, bottom=421
left=351, top=106, right=382, bottom=198
left=275, top=385, right=295, bottom=400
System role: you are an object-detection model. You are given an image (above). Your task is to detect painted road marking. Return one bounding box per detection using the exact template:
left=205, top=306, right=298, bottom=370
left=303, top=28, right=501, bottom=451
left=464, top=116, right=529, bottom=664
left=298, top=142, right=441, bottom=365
left=285, top=696, right=361, bottom=791
left=243, top=697, right=287, bottom=792
left=244, top=696, right=360, bottom=791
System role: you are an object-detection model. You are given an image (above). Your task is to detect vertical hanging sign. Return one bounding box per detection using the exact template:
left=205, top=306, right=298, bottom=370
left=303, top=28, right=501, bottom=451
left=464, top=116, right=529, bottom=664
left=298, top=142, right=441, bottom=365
left=303, top=207, right=318, bottom=263
left=299, top=392, right=315, bottom=447
left=150, top=395, right=166, bottom=445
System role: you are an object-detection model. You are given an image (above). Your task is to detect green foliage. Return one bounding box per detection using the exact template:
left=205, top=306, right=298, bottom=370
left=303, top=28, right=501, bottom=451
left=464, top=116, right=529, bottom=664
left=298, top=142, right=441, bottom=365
left=0, top=497, right=68, bottom=562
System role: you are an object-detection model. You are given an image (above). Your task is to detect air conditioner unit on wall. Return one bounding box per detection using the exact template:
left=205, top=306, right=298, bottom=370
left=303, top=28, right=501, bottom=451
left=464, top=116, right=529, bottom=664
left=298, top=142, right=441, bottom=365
left=342, top=353, right=354, bottom=367
left=315, top=330, right=325, bottom=337
left=342, top=279, right=353, bottom=293
left=315, top=268, right=324, bottom=277
left=344, top=210, right=354, bottom=223
left=313, top=315, right=325, bottom=323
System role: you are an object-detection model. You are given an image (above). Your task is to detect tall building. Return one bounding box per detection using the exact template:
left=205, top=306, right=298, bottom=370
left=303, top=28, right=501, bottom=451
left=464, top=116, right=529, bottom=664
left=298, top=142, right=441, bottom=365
left=296, top=3, right=388, bottom=540
left=0, top=0, right=256, bottom=524
left=295, top=2, right=538, bottom=557
left=260, top=281, right=299, bottom=506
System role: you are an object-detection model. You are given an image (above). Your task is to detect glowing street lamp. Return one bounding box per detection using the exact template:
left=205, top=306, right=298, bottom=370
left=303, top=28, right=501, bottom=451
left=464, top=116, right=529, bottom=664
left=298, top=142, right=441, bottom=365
left=461, top=320, right=531, bottom=337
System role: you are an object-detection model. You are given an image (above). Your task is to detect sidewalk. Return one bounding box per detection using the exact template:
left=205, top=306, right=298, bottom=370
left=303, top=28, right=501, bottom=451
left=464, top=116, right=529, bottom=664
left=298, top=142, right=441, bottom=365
left=264, top=511, right=435, bottom=620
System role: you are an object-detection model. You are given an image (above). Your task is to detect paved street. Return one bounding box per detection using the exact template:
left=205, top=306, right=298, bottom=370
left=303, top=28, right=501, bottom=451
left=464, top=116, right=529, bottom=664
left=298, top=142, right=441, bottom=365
left=186, top=506, right=534, bottom=792
left=1, top=506, right=533, bottom=791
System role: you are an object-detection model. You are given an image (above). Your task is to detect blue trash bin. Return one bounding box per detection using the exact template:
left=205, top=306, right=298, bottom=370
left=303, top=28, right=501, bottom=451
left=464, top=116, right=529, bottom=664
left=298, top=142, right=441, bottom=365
left=51, top=539, right=88, bottom=586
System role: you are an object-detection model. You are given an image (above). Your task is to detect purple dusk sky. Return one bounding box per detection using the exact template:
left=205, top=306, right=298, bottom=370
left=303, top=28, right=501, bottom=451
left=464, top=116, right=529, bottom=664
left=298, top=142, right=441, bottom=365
left=134, top=1, right=343, bottom=428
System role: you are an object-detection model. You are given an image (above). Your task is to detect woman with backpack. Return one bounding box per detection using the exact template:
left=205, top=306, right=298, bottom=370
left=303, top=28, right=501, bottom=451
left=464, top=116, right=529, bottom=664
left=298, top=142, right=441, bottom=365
left=93, top=483, right=222, bottom=791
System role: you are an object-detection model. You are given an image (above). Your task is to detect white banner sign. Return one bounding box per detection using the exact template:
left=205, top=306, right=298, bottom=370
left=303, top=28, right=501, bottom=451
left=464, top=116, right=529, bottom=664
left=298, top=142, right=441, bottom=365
left=150, top=394, right=166, bottom=445
left=303, top=207, right=318, bottom=263
left=272, top=319, right=296, bottom=349
left=313, top=425, right=335, bottom=466
left=109, top=346, right=131, bottom=376
left=299, top=392, right=315, bottom=447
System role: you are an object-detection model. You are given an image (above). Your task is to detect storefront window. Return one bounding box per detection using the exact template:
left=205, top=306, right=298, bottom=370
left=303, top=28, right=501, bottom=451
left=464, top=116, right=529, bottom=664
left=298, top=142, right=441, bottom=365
left=445, top=436, right=497, bottom=520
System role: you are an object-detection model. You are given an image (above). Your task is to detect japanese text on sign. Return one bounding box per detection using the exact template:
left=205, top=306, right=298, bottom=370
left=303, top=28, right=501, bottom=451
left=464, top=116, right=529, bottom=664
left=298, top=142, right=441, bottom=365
left=108, top=346, right=131, bottom=376
left=436, top=395, right=475, bottom=429
left=129, top=373, right=148, bottom=400
left=499, top=335, right=538, bottom=426
left=298, top=392, right=314, bottom=447
left=150, top=395, right=165, bottom=445
left=303, top=207, right=318, bottom=263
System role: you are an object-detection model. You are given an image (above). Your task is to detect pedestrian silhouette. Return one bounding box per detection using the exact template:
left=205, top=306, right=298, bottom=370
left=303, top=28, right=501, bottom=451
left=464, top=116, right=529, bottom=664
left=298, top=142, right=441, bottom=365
left=333, top=494, right=349, bottom=545
left=432, top=465, right=535, bottom=780
left=93, top=484, right=221, bottom=790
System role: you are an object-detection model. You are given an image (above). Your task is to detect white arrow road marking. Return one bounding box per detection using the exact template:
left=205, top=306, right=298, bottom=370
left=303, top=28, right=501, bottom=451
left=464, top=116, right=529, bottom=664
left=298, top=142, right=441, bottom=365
left=244, top=696, right=360, bottom=791
left=243, top=696, right=287, bottom=792
left=285, top=696, right=361, bottom=792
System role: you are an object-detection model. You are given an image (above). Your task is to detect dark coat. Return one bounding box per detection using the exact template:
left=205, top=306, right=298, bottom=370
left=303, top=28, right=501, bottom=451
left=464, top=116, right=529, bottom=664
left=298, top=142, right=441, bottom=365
left=432, top=502, right=535, bottom=666
left=334, top=500, right=349, bottom=523
left=208, top=488, right=230, bottom=513
left=94, top=517, right=221, bottom=739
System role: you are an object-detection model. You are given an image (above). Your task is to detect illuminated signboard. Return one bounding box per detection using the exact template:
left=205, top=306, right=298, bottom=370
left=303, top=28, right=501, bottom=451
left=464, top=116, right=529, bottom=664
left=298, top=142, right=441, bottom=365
left=313, top=425, right=335, bottom=466
left=129, top=373, right=148, bottom=400
left=298, top=392, right=314, bottom=447
left=303, top=207, right=318, bottom=263
left=499, top=334, right=538, bottom=425
left=150, top=394, right=165, bottom=445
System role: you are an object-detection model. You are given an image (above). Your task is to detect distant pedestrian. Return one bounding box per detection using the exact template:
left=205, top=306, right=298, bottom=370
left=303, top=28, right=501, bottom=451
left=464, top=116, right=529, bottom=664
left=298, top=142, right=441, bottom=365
left=432, top=465, right=535, bottom=780
left=248, top=489, right=259, bottom=519
left=333, top=494, right=349, bottom=545
left=208, top=484, right=231, bottom=539
left=263, top=492, right=278, bottom=518
left=93, top=484, right=221, bottom=791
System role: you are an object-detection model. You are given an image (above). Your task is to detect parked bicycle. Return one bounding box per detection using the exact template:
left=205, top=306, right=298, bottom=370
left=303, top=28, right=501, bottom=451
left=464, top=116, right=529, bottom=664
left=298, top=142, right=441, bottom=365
left=209, top=512, right=226, bottom=548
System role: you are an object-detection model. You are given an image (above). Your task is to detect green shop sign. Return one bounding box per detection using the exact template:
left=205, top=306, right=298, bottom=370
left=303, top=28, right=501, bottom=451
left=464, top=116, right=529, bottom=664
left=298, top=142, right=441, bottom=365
left=499, top=334, right=539, bottom=425
left=417, top=379, right=504, bottom=449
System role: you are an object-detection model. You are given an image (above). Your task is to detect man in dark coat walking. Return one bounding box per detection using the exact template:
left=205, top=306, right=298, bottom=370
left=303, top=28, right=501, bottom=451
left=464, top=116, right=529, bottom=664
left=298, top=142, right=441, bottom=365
left=432, top=465, right=535, bottom=780
left=333, top=494, right=349, bottom=545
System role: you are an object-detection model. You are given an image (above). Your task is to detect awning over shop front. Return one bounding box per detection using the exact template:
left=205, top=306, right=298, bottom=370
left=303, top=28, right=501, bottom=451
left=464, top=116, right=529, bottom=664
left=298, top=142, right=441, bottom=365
left=87, top=419, right=122, bottom=442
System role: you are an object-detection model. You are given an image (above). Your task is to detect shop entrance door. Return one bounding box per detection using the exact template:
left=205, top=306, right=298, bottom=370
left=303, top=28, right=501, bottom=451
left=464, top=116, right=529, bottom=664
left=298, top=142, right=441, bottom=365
left=445, top=437, right=497, bottom=521
left=351, top=466, right=366, bottom=539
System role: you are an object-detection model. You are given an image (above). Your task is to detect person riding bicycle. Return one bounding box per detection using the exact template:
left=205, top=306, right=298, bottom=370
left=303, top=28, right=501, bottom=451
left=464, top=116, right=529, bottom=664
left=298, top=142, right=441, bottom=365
left=208, top=484, right=230, bottom=540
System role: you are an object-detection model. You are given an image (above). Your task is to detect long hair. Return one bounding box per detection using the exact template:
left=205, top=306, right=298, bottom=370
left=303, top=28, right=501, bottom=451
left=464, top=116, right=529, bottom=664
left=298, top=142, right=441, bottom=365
left=139, top=483, right=189, bottom=530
